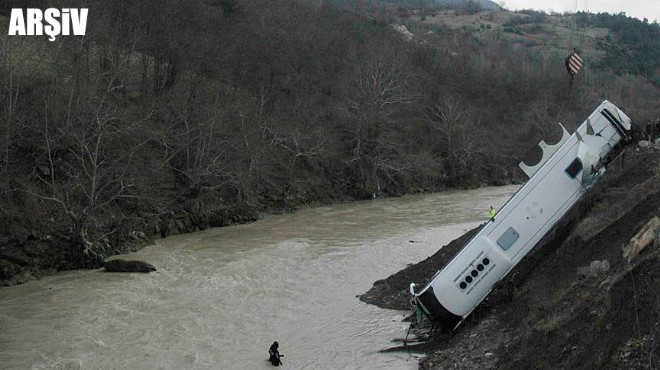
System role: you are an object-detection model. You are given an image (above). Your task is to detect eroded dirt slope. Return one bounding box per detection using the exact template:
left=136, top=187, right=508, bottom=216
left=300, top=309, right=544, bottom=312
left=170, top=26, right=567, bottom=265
left=362, top=150, right=660, bottom=369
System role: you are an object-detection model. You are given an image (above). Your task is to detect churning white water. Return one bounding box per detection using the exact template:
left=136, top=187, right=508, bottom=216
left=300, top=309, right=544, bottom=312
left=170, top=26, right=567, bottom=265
left=0, top=186, right=518, bottom=370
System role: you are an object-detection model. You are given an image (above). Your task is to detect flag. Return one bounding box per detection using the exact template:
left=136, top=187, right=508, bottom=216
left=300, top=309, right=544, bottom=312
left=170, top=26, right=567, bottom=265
left=565, top=52, right=584, bottom=76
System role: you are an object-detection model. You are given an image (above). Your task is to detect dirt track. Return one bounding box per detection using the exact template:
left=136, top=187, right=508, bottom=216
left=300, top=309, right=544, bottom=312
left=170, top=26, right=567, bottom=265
left=361, top=150, right=660, bottom=369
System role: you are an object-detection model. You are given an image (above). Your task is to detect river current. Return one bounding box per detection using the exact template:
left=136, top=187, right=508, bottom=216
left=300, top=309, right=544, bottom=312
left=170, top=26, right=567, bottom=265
left=0, top=185, right=518, bottom=370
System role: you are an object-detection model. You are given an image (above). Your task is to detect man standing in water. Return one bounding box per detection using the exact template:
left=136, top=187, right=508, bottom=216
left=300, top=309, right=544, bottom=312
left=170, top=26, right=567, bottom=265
left=269, top=341, right=283, bottom=366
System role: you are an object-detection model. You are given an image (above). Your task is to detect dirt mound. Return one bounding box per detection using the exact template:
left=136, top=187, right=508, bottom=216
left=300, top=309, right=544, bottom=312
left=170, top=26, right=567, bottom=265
left=359, top=227, right=482, bottom=310
left=362, top=150, right=660, bottom=369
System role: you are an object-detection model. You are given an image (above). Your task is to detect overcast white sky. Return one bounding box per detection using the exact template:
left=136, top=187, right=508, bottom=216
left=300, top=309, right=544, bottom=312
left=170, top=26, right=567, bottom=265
left=500, top=0, right=660, bottom=22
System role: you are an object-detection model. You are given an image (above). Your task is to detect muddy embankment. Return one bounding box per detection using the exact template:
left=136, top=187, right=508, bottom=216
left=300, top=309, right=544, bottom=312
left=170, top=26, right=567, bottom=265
left=361, top=149, right=660, bottom=369
left=0, top=201, right=259, bottom=286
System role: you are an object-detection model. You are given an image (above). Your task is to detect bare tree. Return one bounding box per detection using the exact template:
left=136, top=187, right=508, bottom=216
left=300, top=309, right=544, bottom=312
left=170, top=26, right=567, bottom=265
left=160, top=91, right=237, bottom=196
left=265, top=122, right=325, bottom=209
left=0, top=37, right=28, bottom=176
left=425, top=95, right=483, bottom=181
left=27, top=94, right=151, bottom=259
left=340, top=38, right=417, bottom=194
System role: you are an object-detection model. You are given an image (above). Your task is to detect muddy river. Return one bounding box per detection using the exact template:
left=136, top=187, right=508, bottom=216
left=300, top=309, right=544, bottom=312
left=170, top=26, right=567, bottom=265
left=0, top=186, right=518, bottom=370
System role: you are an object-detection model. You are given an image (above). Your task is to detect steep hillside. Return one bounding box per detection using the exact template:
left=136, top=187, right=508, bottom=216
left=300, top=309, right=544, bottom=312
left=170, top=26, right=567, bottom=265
left=361, top=148, right=660, bottom=369
left=404, top=9, right=659, bottom=87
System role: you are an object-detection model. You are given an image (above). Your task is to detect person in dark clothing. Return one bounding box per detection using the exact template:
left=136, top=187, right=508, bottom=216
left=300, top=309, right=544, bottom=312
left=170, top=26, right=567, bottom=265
left=269, top=341, right=282, bottom=366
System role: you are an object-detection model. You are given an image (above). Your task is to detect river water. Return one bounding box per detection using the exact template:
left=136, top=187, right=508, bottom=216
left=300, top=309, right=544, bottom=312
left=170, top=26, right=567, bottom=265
left=0, top=185, right=518, bottom=370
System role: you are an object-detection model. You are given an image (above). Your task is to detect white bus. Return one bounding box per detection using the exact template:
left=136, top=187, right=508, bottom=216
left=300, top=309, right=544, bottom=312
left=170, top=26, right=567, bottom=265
left=410, top=100, right=632, bottom=330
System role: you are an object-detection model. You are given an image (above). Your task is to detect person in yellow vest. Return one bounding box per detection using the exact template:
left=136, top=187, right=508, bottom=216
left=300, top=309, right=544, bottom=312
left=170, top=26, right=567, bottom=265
left=488, top=206, right=497, bottom=221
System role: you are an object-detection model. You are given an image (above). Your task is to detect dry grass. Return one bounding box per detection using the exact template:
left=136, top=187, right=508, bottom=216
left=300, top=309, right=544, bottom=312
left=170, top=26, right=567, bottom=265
left=407, top=10, right=611, bottom=65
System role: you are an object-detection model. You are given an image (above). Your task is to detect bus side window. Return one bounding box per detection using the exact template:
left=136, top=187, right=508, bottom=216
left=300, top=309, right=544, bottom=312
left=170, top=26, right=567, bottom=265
left=497, top=227, right=520, bottom=251
left=565, top=158, right=583, bottom=179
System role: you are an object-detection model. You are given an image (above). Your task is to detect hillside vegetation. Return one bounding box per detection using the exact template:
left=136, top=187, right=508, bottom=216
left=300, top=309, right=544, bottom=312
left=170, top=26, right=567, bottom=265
left=0, top=0, right=658, bottom=284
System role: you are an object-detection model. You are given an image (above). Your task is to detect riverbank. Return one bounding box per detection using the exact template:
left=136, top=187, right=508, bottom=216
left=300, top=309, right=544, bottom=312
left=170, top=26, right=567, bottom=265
left=0, top=195, right=263, bottom=286
left=0, top=170, right=515, bottom=287
left=361, top=149, right=660, bottom=369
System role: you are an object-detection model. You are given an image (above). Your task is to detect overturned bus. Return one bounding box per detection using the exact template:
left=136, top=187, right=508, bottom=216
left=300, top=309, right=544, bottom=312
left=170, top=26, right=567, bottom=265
left=410, top=100, right=632, bottom=330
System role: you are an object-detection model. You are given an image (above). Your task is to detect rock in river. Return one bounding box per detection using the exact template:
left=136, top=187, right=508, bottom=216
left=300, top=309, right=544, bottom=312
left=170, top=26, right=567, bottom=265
left=103, top=259, right=156, bottom=273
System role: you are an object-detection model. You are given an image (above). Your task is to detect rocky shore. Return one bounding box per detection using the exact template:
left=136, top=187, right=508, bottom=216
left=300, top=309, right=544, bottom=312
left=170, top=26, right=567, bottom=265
left=0, top=200, right=259, bottom=286
left=361, top=149, right=660, bottom=369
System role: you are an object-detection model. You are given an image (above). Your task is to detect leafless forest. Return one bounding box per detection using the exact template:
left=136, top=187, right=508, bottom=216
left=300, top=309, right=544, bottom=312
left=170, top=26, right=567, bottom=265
left=0, top=0, right=658, bottom=277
